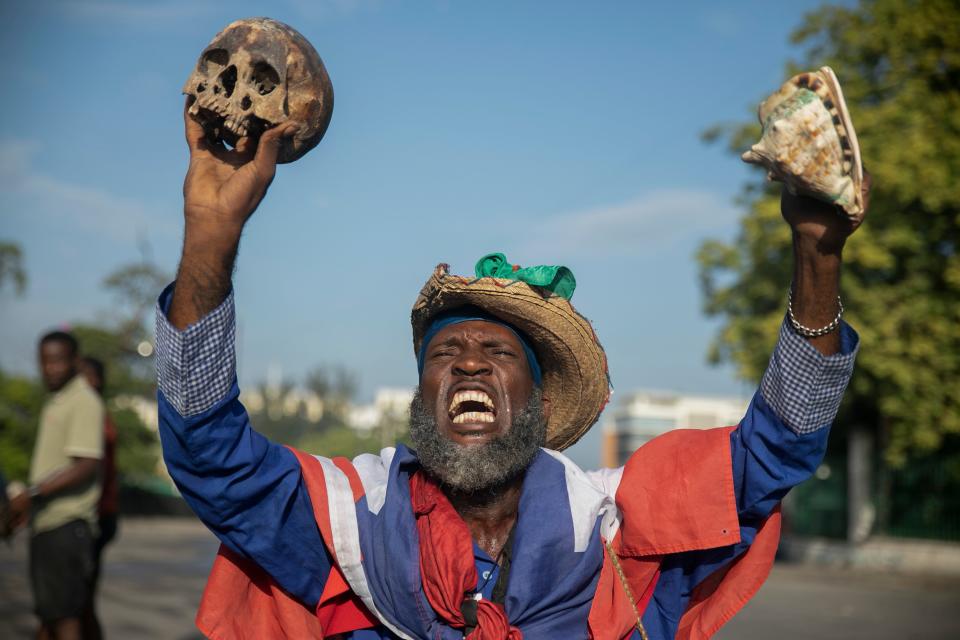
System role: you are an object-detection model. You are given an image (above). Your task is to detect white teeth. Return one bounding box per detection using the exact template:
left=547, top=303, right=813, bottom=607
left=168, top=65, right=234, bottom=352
left=222, top=117, right=246, bottom=136
left=448, top=390, right=496, bottom=418
left=452, top=411, right=496, bottom=424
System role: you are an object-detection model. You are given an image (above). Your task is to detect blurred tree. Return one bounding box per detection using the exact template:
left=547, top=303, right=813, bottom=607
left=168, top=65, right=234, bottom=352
left=246, top=376, right=311, bottom=445
left=75, top=259, right=169, bottom=395
left=298, top=425, right=382, bottom=461
left=305, top=364, right=359, bottom=422
left=111, top=407, right=160, bottom=478
left=75, top=259, right=170, bottom=478
left=0, top=241, right=27, bottom=295
left=0, top=371, right=45, bottom=482
left=0, top=242, right=36, bottom=481
left=70, top=324, right=161, bottom=480
left=103, top=262, right=170, bottom=334
left=698, top=0, right=960, bottom=466
left=244, top=365, right=404, bottom=459
left=0, top=257, right=171, bottom=482
left=72, top=325, right=153, bottom=398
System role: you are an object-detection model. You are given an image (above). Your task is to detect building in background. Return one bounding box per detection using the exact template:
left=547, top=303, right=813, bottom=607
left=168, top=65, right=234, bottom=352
left=348, top=388, right=415, bottom=433
left=601, top=390, right=748, bottom=468
left=241, top=386, right=325, bottom=423
left=349, top=388, right=414, bottom=448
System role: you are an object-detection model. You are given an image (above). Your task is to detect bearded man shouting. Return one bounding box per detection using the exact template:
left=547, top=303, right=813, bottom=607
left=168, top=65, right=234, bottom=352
left=157, top=98, right=867, bottom=639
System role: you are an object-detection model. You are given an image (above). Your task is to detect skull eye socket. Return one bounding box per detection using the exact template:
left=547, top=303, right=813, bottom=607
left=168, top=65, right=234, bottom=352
left=218, top=65, right=237, bottom=98
left=251, top=62, right=279, bottom=96
left=200, top=48, right=230, bottom=73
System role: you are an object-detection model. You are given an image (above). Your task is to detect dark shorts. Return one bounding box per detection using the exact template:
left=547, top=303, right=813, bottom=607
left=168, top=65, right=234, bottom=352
left=30, top=519, right=95, bottom=623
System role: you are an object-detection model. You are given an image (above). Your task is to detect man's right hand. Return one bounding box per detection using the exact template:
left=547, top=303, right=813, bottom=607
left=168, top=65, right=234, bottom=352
left=5, top=491, right=30, bottom=534
left=170, top=98, right=298, bottom=329
left=182, top=97, right=297, bottom=235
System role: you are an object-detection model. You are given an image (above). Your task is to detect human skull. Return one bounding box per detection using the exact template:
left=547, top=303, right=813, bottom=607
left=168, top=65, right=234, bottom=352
left=182, top=17, right=333, bottom=163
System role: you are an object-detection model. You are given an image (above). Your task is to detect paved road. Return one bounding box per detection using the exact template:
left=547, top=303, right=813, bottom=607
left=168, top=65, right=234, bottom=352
left=2, top=517, right=959, bottom=639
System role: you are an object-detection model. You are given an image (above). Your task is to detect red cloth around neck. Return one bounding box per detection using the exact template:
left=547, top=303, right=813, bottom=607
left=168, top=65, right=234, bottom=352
left=410, top=471, right=522, bottom=640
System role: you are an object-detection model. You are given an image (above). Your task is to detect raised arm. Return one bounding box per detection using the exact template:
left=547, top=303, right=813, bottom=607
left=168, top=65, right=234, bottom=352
left=169, top=97, right=297, bottom=328
left=782, top=171, right=870, bottom=355
left=639, top=181, right=871, bottom=637
left=733, top=175, right=871, bottom=517
left=155, top=102, right=335, bottom=606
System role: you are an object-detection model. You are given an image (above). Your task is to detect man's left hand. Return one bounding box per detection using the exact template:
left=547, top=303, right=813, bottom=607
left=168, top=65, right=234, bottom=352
left=781, top=169, right=872, bottom=254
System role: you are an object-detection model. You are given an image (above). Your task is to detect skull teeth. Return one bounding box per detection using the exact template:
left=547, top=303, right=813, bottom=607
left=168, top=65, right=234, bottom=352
left=221, top=116, right=248, bottom=137
left=190, top=94, right=251, bottom=138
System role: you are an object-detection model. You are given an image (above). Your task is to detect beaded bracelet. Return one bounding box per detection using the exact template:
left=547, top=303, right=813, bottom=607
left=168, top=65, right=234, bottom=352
left=787, top=291, right=843, bottom=337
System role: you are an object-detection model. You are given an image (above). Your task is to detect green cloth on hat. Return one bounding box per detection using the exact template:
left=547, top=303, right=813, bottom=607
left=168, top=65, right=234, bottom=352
left=474, top=253, right=576, bottom=301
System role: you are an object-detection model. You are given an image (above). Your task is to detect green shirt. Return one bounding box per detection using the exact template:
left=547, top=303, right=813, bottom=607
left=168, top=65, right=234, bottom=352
left=29, top=374, right=105, bottom=534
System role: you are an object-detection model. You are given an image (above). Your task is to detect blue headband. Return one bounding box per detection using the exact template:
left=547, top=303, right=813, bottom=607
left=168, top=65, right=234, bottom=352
left=417, top=308, right=542, bottom=385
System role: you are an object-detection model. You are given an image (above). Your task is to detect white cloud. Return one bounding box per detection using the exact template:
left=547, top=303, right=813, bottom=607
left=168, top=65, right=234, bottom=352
left=58, top=0, right=218, bottom=23
left=0, top=139, right=174, bottom=244
left=58, top=0, right=385, bottom=27
left=0, top=140, right=39, bottom=182
left=289, top=0, right=385, bottom=20
left=521, top=189, right=739, bottom=258
left=699, top=9, right=742, bottom=38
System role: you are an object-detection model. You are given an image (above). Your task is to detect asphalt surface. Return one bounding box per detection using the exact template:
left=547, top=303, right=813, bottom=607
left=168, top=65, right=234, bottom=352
left=2, top=517, right=959, bottom=639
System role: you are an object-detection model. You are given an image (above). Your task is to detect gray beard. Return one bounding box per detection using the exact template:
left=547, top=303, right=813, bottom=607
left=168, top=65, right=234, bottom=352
left=409, top=386, right=547, bottom=493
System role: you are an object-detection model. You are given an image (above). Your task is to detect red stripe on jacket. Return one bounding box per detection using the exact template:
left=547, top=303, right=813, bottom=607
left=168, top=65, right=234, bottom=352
left=587, top=427, right=780, bottom=639
left=197, top=427, right=780, bottom=639
left=195, top=450, right=377, bottom=640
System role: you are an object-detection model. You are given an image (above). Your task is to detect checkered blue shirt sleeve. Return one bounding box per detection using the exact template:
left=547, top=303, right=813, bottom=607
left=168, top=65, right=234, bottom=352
left=760, top=315, right=859, bottom=435
left=155, top=284, right=236, bottom=417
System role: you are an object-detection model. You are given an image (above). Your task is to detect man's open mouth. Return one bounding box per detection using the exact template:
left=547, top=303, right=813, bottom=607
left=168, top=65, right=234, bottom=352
left=448, top=389, right=497, bottom=424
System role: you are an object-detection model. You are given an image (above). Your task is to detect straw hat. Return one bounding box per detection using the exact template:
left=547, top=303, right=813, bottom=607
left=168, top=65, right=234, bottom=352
left=411, top=260, right=610, bottom=451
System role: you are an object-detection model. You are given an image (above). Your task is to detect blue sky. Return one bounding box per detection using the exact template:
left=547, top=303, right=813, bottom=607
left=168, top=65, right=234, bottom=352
left=0, top=0, right=845, bottom=466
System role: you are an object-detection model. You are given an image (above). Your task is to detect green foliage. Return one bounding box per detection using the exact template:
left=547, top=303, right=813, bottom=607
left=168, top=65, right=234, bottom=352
left=698, top=0, right=960, bottom=465
left=0, top=257, right=167, bottom=483
left=252, top=407, right=320, bottom=447
left=298, top=425, right=383, bottom=460
left=112, top=407, right=159, bottom=480
left=879, top=443, right=960, bottom=540
left=0, top=240, right=32, bottom=481
left=0, top=371, right=45, bottom=481
left=305, top=365, right=359, bottom=423
left=72, top=324, right=155, bottom=398
left=102, top=262, right=170, bottom=338
left=248, top=365, right=409, bottom=460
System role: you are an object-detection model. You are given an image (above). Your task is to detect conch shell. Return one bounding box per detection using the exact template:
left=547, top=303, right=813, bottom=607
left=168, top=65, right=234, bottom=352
left=742, top=66, right=863, bottom=218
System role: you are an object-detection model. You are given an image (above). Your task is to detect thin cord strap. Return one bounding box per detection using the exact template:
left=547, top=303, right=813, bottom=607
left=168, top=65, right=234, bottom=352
left=603, top=539, right=650, bottom=640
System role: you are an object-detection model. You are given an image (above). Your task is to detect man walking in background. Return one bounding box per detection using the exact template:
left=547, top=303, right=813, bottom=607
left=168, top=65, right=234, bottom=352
left=6, top=331, right=104, bottom=640
left=79, top=356, right=119, bottom=640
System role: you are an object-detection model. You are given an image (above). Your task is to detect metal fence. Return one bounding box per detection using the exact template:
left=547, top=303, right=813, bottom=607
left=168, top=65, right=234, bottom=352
left=878, top=452, right=960, bottom=541
left=786, top=448, right=960, bottom=542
